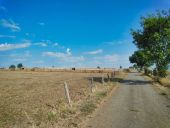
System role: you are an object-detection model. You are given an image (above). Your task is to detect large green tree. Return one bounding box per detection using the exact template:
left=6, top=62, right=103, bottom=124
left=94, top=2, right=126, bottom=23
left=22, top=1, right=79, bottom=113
left=129, top=50, right=153, bottom=71
left=131, top=10, right=170, bottom=77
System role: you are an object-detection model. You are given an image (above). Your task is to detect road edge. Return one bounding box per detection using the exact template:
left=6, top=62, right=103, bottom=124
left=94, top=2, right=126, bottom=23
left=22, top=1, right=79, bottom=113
left=79, top=84, right=119, bottom=128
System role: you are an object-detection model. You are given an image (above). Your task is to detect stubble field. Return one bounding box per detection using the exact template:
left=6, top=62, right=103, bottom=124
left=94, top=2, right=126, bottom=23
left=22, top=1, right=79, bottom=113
left=0, top=70, right=121, bottom=128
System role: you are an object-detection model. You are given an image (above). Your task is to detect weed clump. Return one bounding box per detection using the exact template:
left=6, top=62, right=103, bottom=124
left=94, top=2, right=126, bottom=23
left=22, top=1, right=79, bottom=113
left=95, top=91, right=107, bottom=102
left=80, top=101, right=96, bottom=115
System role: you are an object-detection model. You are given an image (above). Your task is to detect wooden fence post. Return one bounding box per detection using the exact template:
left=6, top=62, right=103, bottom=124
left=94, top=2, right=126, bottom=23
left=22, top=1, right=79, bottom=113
left=64, top=81, right=72, bottom=107
left=89, top=77, right=94, bottom=93
left=102, top=75, right=105, bottom=85
left=107, top=73, right=110, bottom=82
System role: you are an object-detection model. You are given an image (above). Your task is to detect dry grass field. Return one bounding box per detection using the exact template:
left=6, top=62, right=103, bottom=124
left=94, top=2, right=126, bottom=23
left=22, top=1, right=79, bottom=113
left=0, top=70, right=123, bottom=128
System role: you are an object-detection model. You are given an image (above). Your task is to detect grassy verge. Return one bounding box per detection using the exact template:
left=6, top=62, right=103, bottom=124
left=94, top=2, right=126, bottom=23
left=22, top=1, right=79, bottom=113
left=143, top=74, right=170, bottom=99
left=142, top=70, right=170, bottom=88
left=80, top=89, right=111, bottom=116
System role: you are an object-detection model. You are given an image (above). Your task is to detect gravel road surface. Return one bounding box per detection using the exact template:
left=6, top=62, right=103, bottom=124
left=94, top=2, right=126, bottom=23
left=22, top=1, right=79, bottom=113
left=85, top=72, right=170, bottom=128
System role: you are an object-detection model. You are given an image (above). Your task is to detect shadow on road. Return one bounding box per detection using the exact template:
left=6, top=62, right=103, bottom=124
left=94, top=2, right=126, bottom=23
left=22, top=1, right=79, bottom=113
left=120, top=79, right=152, bottom=85
left=86, top=77, right=123, bottom=84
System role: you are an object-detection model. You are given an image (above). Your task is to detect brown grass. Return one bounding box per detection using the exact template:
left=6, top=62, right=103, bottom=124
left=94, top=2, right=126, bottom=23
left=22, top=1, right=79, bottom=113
left=0, top=70, right=122, bottom=128
left=158, top=78, right=170, bottom=87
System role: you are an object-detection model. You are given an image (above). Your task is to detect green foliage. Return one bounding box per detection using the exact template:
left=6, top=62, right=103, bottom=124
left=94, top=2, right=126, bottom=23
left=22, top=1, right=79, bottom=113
left=133, top=64, right=138, bottom=69
left=129, top=50, right=153, bottom=70
left=17, top=63, right=23, bottom=69
left=47, top=112, right=56, bottom=121
left=130, top=9, right=170, bottom=77
left=9, top=65, right=16, bottom=70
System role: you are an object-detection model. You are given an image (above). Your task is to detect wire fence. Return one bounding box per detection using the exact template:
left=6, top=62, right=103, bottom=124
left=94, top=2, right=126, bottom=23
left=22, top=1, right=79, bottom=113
left=56, top=72, right=117, bottom=107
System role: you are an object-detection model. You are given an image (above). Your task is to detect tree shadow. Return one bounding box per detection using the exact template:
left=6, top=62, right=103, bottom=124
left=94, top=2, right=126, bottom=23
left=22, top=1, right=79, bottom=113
left=86, top=77, right=123, bottom=84
left=120, top=79, right=151, bottom=85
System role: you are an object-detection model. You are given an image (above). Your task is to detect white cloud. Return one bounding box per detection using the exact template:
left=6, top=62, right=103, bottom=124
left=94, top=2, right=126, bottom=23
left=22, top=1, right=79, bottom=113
left=66, top=48, right=71, bottom=55
left=43, top=48, right=85, bottom=63
left=0, top=19, right=21, bottom=32
left=38, top=22, right=45, bottom=26
left=54, top=43, right=65, bottom=49
left=85, top=49, right=103, bottom=55
left=105, top=40, right=129, bottom=46
left=43, top=51, right=70, bottom=58
left=34, top=42, right=47, bottom=47
left=85, top=53, right=130, bottom=68
left=0, top=35, right=16, bottom=38
left=0, top=42, right=31, bottom=51
left=92, top=54, right=119, bottom=65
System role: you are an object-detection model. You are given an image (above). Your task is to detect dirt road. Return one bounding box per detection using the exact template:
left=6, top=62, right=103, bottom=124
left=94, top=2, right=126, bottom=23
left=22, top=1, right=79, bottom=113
left=84, top=72, right=170, bottom=128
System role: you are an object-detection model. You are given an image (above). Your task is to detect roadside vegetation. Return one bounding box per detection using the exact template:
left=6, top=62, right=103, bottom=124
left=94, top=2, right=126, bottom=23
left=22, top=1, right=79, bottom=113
left=129, top=9, right=170, bottom=77
left=129, top=9, right=170, bottom=87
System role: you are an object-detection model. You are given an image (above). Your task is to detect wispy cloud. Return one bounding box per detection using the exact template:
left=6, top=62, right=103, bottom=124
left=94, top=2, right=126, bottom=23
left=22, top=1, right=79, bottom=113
left=0, top=41, right=31, bottom=51
left=43, top=51, right=70, bottom=58
left=34, top=42, right=47, bottom=47
left=1, top=51, right=32, bottom=63
left=105, top=40, right=129, bottom=46
left=0, top=35, right=16, bottom=38
left=38, top=22, right=45, bottom=26
left=53, top=42, right=65, bottom=49
left=0, top=19, right=21, bottom=32
left=85, top=49, right=103, bottom=55
left=89, top=53, right=130, bottom=68
left=43, top=48, right=84, bottom=63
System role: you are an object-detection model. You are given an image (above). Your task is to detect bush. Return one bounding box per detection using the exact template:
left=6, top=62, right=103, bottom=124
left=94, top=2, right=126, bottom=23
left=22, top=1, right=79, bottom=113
left=9, top=65, right=16, bottom=71
left=17, top=63, right=23, bottom=69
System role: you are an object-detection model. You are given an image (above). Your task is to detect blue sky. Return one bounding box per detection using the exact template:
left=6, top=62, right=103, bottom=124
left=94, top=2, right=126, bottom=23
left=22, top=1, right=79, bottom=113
left=0, top=0, right=169, bottom=68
